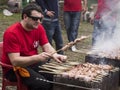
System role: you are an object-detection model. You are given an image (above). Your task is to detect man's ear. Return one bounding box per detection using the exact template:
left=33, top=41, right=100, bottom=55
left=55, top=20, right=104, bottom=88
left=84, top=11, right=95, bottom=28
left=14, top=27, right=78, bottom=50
left=23, top=14, right=28, bottom=19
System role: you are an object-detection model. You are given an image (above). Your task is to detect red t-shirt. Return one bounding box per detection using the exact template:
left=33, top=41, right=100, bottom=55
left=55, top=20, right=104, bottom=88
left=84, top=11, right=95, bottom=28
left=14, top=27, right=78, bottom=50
left=2, top=22, right=48, bottom=66
left=95, top=0, right=118, bottom=19
left=64, top=0, right=82, bottom=11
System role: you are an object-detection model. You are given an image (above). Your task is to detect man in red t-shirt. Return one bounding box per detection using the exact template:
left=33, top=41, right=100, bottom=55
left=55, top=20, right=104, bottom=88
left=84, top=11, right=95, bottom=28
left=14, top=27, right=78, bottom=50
left=63, top=0, right=87, bottom=52
left=2, top=3, right=67, bottom=90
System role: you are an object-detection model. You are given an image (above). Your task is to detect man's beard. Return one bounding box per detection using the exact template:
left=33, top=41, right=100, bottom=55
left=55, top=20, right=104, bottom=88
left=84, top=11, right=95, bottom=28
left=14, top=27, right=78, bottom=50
left=26, top=22, right=39, bottom=30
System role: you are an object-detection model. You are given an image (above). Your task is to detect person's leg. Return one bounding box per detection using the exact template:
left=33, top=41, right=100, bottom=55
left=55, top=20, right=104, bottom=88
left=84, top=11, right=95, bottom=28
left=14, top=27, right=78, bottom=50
left=29, top=62, right=53, bottom=90
left=63, top=11, right=72, bottom=42
left=92, top=19, right=100, bottom=45
left=42, top=20, right=64, bottom=54
left=92, top=19, right=107, bottom=46
left=53, top=21, right=64, bottom=54
left=5, top=68, right=52, bottom=90
left=68, top=12, right=81, bottom=51
left=5, top=69, right=17, bottom=82
left=21, top=67, right=52, bottom=90
left=102, top=18, right=116, bottom=40
left=42, top=20, right=55, bottom=46
left=70, top=12, right=81, bottom=42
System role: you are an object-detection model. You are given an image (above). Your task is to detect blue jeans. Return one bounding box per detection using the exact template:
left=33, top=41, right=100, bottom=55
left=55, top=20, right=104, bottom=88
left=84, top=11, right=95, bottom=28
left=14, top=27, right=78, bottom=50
left=64, top=11, right=81, bottom=42
left=92, top=19, right=115, bottom=45
left=42, top=20, right=63, bottom=54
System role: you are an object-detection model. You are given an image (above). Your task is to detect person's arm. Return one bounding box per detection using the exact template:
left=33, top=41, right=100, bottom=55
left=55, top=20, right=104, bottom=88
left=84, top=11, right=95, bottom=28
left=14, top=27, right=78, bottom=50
left=42, top=43, right=56, bottom=54
left=42, top=43, right=67, bottom=63
left=8, top=51, right=50, bottom=67
left=9, top=43, right=67, bottom=67
left=82, top=0, right=88, bottom=11
left=89, top=5, right=98, bottom=24
left=35, top=0, right=55, bottom=17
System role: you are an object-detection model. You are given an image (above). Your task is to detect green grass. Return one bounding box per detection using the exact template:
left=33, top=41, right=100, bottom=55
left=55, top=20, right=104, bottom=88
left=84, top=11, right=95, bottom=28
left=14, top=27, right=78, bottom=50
left=0, top=12, right=93, bottom=62
left=0, top=12, right=21, bottom=41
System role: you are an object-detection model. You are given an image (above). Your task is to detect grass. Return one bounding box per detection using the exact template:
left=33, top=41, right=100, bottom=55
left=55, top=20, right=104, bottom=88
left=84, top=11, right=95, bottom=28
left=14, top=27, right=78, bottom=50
left=0, top=11, right=93, bottom=63
left=0, top=12, right=21, bottom=41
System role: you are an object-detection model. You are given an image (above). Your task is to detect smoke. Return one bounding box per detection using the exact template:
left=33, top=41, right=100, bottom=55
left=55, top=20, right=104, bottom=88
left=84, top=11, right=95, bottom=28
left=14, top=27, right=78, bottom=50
left=90, top=1, right=120, bottom=58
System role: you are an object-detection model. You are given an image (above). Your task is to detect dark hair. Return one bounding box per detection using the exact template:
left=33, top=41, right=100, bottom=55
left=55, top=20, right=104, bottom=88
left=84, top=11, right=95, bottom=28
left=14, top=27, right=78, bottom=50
left=21, top=3, right=43, bottom=19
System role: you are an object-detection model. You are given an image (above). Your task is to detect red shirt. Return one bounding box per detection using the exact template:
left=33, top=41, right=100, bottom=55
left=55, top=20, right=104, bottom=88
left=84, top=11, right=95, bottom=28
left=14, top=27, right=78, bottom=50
left=64, top=0, right=82, bottom=11
left=95, top=0, right=118, bottom=19
left=2, top=22, right=48, bottom=65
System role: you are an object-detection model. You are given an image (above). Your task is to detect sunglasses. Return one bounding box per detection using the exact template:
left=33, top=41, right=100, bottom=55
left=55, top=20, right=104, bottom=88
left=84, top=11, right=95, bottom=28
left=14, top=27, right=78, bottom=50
left=28, top=15, right=43, bottom=22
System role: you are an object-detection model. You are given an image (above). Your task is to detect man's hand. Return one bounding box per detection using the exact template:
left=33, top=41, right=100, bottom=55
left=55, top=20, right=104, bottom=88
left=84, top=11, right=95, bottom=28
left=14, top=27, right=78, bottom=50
left=90, top=18, right=94, bottom=25
left=38, top=52, right=51, bottom=61
left=51, top=53, right=67, bottom=63
left=38, top=52, right=67, bottom=63
left=46, top=11, right=55, bottom=18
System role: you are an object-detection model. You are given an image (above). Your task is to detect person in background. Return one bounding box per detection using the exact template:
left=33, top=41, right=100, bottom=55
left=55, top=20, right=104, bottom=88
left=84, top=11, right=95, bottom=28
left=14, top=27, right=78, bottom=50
left=7, top=0, right=19, bottom=13
left=82, top=7, right=90, bottom=22
left=63, top=0, right=87, bottom=52
left=88, top=6, right=95, bottom=23
left=90, top=0, right=118, bottom=45
left=35, top=0, right=64, bottom=55
left=2, top=3, right=67, bottom=90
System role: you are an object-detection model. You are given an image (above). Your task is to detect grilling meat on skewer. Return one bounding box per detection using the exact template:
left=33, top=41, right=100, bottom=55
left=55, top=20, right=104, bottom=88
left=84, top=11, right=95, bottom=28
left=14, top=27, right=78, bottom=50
left=61, top=42, right=74, bottom=51
left=61, top=63, right=114, bottom=82
left=51, top=35, right=90, bottom=55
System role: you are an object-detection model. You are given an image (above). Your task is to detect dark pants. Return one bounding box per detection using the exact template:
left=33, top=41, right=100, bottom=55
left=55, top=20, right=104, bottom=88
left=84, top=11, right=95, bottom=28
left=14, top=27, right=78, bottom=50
left=42, top=20, right=64, bottom=54
left=5, top=62, right=53, bottom=90
left=92, top=19, right=116, bottom=46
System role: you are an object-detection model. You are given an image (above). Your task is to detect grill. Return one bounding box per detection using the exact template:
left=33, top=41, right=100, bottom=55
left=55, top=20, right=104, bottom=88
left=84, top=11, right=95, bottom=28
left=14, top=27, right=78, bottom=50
left=39, top=61, right=119, bottom=90
left=53, top=63, right=119, bottom=90
left=85, top=54, right=120, bottom=67
left=85, top=54, right=120, bottom=86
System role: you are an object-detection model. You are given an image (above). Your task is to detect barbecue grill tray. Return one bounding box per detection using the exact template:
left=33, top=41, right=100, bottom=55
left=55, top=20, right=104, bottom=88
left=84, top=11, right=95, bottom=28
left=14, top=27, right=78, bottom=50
left=53, top=70, right=119, bottom=90
left=39, top=59, right=119, bottom=90
left=85, top=54, right=120, bottom=87
left=85, top=54, right=120, bottom=67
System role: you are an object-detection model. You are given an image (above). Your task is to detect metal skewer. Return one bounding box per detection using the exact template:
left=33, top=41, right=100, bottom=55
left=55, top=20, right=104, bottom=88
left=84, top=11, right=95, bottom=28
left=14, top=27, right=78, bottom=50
left=36, top=77, right=101, bottom=90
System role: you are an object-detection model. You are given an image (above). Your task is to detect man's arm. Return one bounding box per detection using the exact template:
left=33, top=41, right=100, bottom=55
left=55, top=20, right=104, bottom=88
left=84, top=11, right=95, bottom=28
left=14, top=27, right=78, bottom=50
left=35, top=0, right=55, bottom=17
left=8, top=52, right=50, bottom=67
left=9, top=43, right=67, bottom=67
left=82, top=0, right=88, bottom=11
left=89, top=5, right=98, bottom=24
left=8, top=43, right=52, bottom=67
left=42, top=43, right=56, bottom=54
left=42, top=43, right=67, bottom=63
